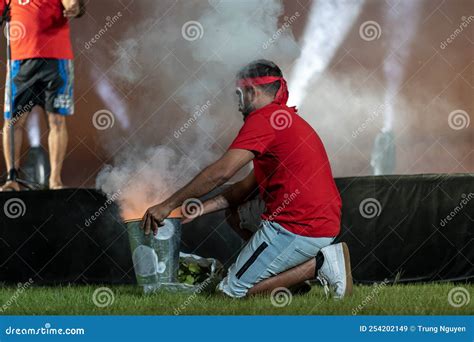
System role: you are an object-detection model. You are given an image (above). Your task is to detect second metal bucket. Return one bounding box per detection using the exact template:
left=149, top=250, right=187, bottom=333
left=126, top=218, right=182, bottom=287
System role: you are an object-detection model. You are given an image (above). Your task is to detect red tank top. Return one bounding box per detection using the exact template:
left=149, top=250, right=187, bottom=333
left=0, top=0, right=73, bottom=60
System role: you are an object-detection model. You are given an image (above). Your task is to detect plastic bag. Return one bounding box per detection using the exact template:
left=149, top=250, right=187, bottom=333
left=143, top=252, right=224, bottom=295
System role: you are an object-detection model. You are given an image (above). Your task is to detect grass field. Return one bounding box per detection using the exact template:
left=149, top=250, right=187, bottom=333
left=0, top=283, right=472, bottom=315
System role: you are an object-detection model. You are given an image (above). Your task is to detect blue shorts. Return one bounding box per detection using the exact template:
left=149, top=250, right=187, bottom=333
left=4, top=58, right=74, bottom=119
left=217, top=220, right=335, bottom=298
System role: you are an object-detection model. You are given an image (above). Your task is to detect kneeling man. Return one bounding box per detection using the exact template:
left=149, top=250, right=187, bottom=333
left=142, top=60, right=352, bottom=298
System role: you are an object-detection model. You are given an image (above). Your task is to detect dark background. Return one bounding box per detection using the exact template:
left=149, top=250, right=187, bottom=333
left=0, top=0, right=472, bottom=187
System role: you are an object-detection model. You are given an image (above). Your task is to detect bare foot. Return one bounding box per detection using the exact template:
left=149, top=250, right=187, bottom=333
left=49, top=182, right=66, bottom=190
left=0, top=180, right=21, bottom=192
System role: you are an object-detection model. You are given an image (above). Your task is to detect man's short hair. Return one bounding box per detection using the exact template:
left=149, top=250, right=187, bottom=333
left=237, top=59, right=283, bottom=97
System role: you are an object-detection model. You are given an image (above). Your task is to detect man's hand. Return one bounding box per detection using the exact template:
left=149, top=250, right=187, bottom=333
left=141, top=148, right=254, bottom=232
left=62, top=0, right=85, bottom=18
left=141, top=202, right=174, bottom=235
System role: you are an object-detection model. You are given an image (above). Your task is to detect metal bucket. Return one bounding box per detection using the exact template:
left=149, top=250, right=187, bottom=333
left=126, top=218, right=182, bottom=287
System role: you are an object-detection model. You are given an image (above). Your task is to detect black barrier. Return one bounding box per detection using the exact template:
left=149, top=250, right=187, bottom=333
left=334, top=174, right=474, bottom=283
left=184, top=174, right=474, bottom=284
left=0, top=174, right=472, bottom=284
left=0, top=189, right=135, bottom=284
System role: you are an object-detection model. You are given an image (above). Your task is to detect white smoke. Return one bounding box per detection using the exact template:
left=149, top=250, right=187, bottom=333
left=288, top=0, right=365, bottom=107
left=95, top=0, right=299, bottom=219
left=93, top=74, right=130, bottom=130
left=382, top=0, right=422, bottom=132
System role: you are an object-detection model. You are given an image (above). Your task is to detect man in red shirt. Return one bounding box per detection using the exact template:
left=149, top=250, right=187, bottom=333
left=0, top=0, right=84, bottom=191
left=143, top=60, right=352, bottom=298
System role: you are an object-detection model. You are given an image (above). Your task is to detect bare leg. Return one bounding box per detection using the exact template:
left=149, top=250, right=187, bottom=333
left=47, top=113, right=68, bottom=189
left=248, top=258, right=316, bottom=295
left=1, top=112, right=29, bottom=191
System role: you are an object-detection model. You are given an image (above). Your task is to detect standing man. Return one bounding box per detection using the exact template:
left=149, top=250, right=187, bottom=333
left=142, top=60, right=352, bottom=299
left=0, top=0, right=85, bottom=191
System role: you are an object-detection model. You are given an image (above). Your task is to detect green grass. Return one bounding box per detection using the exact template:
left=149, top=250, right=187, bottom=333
left=0, top=284, right=472, bottom=315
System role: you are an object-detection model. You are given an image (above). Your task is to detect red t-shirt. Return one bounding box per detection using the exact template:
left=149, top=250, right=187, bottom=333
left=229, top=103, right=341, bottom=238
left=0, top=0, right=73, bottom=60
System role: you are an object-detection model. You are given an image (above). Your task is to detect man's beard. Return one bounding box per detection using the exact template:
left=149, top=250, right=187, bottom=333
left=239, top=104, right=254, bottom=119
left=236, top=87, right=255, bottom=119
left=238, top=95, right=255, bottom=119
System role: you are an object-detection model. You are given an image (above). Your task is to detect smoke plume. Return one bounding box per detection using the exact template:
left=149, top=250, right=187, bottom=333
left=95, top=0, right=299, bottom=219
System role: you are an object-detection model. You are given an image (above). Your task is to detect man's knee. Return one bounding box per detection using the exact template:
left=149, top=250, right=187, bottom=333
left=48, top=113, right=67, bottom=130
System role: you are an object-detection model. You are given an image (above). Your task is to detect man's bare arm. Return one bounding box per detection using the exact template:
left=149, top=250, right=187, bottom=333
left=185, top=171, right=257, bottom=221
left=142, top=149, right=254, bottom=234
left=164, top=149, right=254, bottom=210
